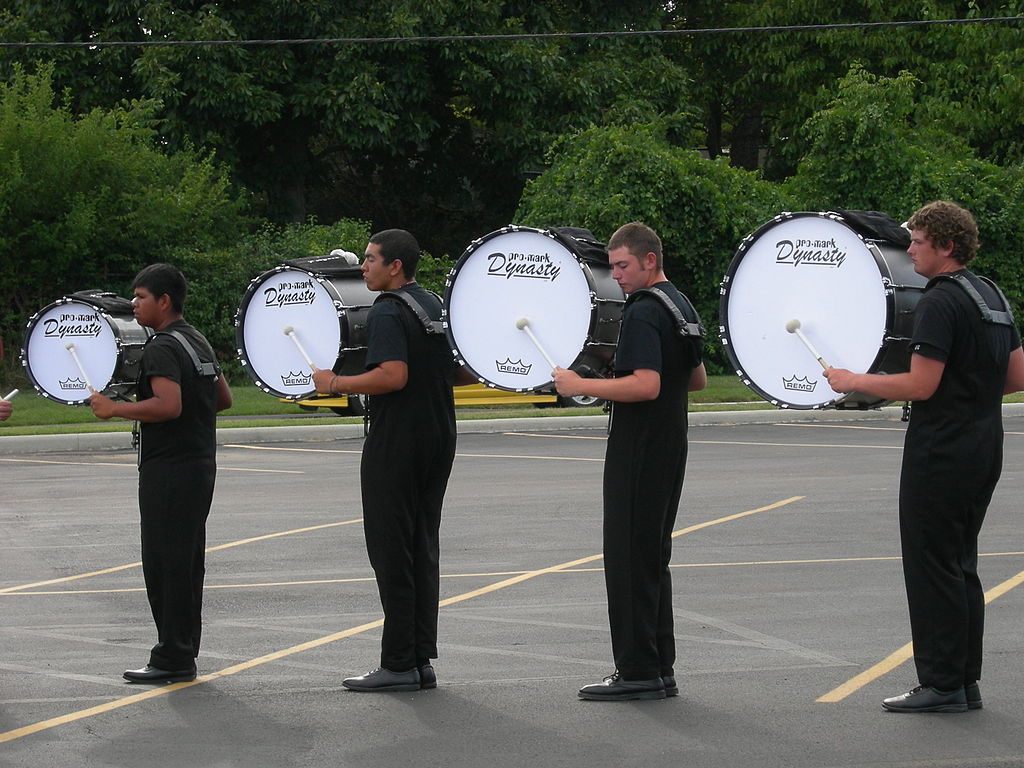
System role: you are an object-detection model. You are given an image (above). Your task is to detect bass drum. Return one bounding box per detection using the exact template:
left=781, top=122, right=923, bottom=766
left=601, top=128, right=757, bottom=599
left=234, top=258, right=376, bottom=400
left=719, top=211, right=926, bottom=409
left=444, top=226, right=624, bottom=392
left=20, top=292, right=151, bottom=405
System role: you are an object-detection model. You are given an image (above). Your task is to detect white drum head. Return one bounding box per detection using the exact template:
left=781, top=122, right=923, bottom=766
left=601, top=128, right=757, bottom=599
left=721, top=213, right=897, bottom=409
left=445, top=228, right=595, bottom=390
left=22, top=300, right=123, bottom=404
left=238, top=268, right=344, bottom=398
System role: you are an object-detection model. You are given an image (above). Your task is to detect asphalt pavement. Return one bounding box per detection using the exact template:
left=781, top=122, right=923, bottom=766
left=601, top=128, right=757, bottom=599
left=3, top=408, right=1024, bottom=767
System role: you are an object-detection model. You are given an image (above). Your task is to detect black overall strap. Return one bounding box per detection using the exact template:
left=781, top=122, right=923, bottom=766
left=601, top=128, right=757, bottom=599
left=929, top=273, right=1015, bottom=327
left=625, top=287, right=705, bottom=339
left=375, top=290, right=444, bottom=335
left=151, top=330, right=219, bottom=377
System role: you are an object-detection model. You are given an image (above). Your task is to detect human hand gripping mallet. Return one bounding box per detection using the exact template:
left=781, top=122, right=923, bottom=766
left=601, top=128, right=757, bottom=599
left=514, top=317, right=558, bottom=370
left=64, top=342, right=96, bottom=392
left=785, top=319, right=829, bottom=371
left=283, top=326, right=318, bottom=371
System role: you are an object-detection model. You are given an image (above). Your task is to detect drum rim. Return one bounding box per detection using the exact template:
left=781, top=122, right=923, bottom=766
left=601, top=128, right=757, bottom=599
left=718, top=210, right=907, bottom=410
left=20, top=296, right=142, bottom=405
left=234, top=264, right=361, bottom=400
left=442, top=225, right=609, bottom=393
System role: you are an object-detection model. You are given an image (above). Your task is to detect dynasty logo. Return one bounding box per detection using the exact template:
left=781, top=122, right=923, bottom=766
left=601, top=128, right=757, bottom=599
left=486, top=251, right=561, bottom=281
left=496, top=358, right=532, bottom=375
left=263, top=279, right=317, bottom=308
left=774, top=238, right=846, bottom=268
left=43, top=312, right=103, bottom=339
left=782, top=375, right=817, bottom=392
left=281, top=371, right=312, bottom=387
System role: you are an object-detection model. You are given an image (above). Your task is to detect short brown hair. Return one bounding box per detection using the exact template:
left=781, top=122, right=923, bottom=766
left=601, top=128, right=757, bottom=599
left=607, top=222, right=663, bottom=270
left=906, top=201, right=979, bottom=265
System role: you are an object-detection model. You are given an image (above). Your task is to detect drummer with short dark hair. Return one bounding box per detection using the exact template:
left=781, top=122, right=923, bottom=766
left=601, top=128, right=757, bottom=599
left=553, top=221, right=707, bottom=701
left=88, top=263, right=232, bottom=683
left=826, top=201, right=1024, bottom=713
left=312, top=229, right=473, bottom=692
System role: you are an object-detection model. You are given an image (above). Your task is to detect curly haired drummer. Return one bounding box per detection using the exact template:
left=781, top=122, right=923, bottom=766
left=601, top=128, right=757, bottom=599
left=312, top=229, right=473, bottom=693
left=553, top=222, right=707, bottom=701
left=88, top=263, right=233, bottom=683
left=826, top=201, right=1024, bottom=713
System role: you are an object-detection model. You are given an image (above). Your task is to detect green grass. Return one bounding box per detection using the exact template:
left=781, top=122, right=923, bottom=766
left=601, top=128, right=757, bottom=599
left=2, top=375, right=1020, bottom=437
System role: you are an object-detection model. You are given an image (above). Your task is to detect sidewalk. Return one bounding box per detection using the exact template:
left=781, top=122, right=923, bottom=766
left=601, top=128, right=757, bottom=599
left=5, top=403, right=1023, bottom=455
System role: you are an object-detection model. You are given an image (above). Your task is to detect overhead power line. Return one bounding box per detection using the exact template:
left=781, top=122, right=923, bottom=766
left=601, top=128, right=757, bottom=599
left=0, top=16, right=1022, bottom=49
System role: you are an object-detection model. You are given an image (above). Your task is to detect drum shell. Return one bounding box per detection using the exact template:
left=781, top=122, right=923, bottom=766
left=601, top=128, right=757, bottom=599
left=719, top=211, right=926, bottom=410
left=234, top=265, right=375, bottom=399
left=443, top=226, right=624, bottom=392
left=20, top=297, right=151, bottom=405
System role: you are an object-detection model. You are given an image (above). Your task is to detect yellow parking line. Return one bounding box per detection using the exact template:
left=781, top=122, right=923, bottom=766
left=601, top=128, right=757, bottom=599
left=0, top=456, right=302, bottom=474
left=817, top=567, right=1024, bottom=703
left=0, top=519, right=362, bottom=595
left=0, top=497, right=799, bottom=744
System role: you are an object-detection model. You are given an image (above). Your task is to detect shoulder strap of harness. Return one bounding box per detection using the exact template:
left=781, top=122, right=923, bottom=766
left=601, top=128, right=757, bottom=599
left=929, top=273, right=1015, bottom=327
left=625, top=287, right=706, bottom=339
left=375, top=289, right=444, bottom=335
left=150, top=329, right=219, bottom=377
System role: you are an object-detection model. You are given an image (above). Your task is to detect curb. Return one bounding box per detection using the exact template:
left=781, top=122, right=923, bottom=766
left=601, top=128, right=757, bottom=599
left=5, top=403, right=1024, bottom=456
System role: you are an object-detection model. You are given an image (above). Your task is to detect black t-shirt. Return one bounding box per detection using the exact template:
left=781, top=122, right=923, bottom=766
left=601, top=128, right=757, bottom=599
left=905, top=270, right=1020, bottom=473
left=363, top=284, right=457, bottom=444
left=611, top=281, right=703, bottom=435
left=137, top=320, right=220, bottom=466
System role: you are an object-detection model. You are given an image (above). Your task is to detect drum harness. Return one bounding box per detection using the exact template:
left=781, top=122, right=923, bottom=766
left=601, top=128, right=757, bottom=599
left=359, top=288, right=444, bottom=435
left=130, top=329, right=218, bottom=452
left=899, top=273, right=1015, bottom=422
left=604, top=287, right=705, bottom=432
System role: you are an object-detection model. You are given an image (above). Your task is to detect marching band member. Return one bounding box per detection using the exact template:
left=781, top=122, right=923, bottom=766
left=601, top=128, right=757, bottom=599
left=554, top=222, right=706, bottom=701
left=88, top=263, right=232, bottom=683
left=313, top=229, right=473, bottom=692
left=827, top=201, right=1024, bottom=712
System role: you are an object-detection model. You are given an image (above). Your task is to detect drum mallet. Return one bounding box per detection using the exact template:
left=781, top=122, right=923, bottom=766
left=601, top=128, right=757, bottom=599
left=514, top=317, right=558, bottom=370
left=283, top=326, right=318, bottom=371
left=64, top=342, right=96, bottom=392
left=785, top=319, right=829, bottom=371
left=2, top=388, right=18, bottom=401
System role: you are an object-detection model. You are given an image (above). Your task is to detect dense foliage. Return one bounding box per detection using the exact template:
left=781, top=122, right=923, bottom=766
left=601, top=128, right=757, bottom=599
left=0, top=64, right=246, bottom=370
left=517, top=123, right=791, bottom=367
left=1, top=3, right=1023, bottom=387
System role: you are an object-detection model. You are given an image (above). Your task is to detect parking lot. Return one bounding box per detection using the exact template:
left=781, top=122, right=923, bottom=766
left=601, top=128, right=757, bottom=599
left=2, top=413, right=1024, bottom=767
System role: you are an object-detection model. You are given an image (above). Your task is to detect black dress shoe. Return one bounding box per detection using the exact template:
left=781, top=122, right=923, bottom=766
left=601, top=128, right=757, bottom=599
left=662, top=675, right=678, bottom=697
left=578, top=672, right=666, bottom=701
left=882, top=685, right=967, bottom=713
left=123, top=664, right=197, bottom=683
left=342, top=667, right=420, bottom=692
left=965, top=681, right=983, bottom=710
left=418, top=664, right=437, bottom=690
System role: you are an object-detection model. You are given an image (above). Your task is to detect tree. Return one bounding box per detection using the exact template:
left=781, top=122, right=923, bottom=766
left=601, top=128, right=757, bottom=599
left=516, top=122, right=792, bottom=370
left=0, top=0, right=690, bottom=257
left=0, top=64, right=246, bottom=370
left=784, top=64, right=1024, bottom=307
left=668, top=1, right=1024, bottom=175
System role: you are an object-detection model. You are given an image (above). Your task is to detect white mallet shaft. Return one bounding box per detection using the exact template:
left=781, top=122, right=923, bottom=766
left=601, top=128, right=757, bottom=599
left=514, top=317, right=558, bottom=370
left=283, top=326, right=317, bottom=371
left=785, top=319, right=829, bottom=371
left=64, top=342, right=96, bottom=391
left=3, top=388, right=18, bottom=400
